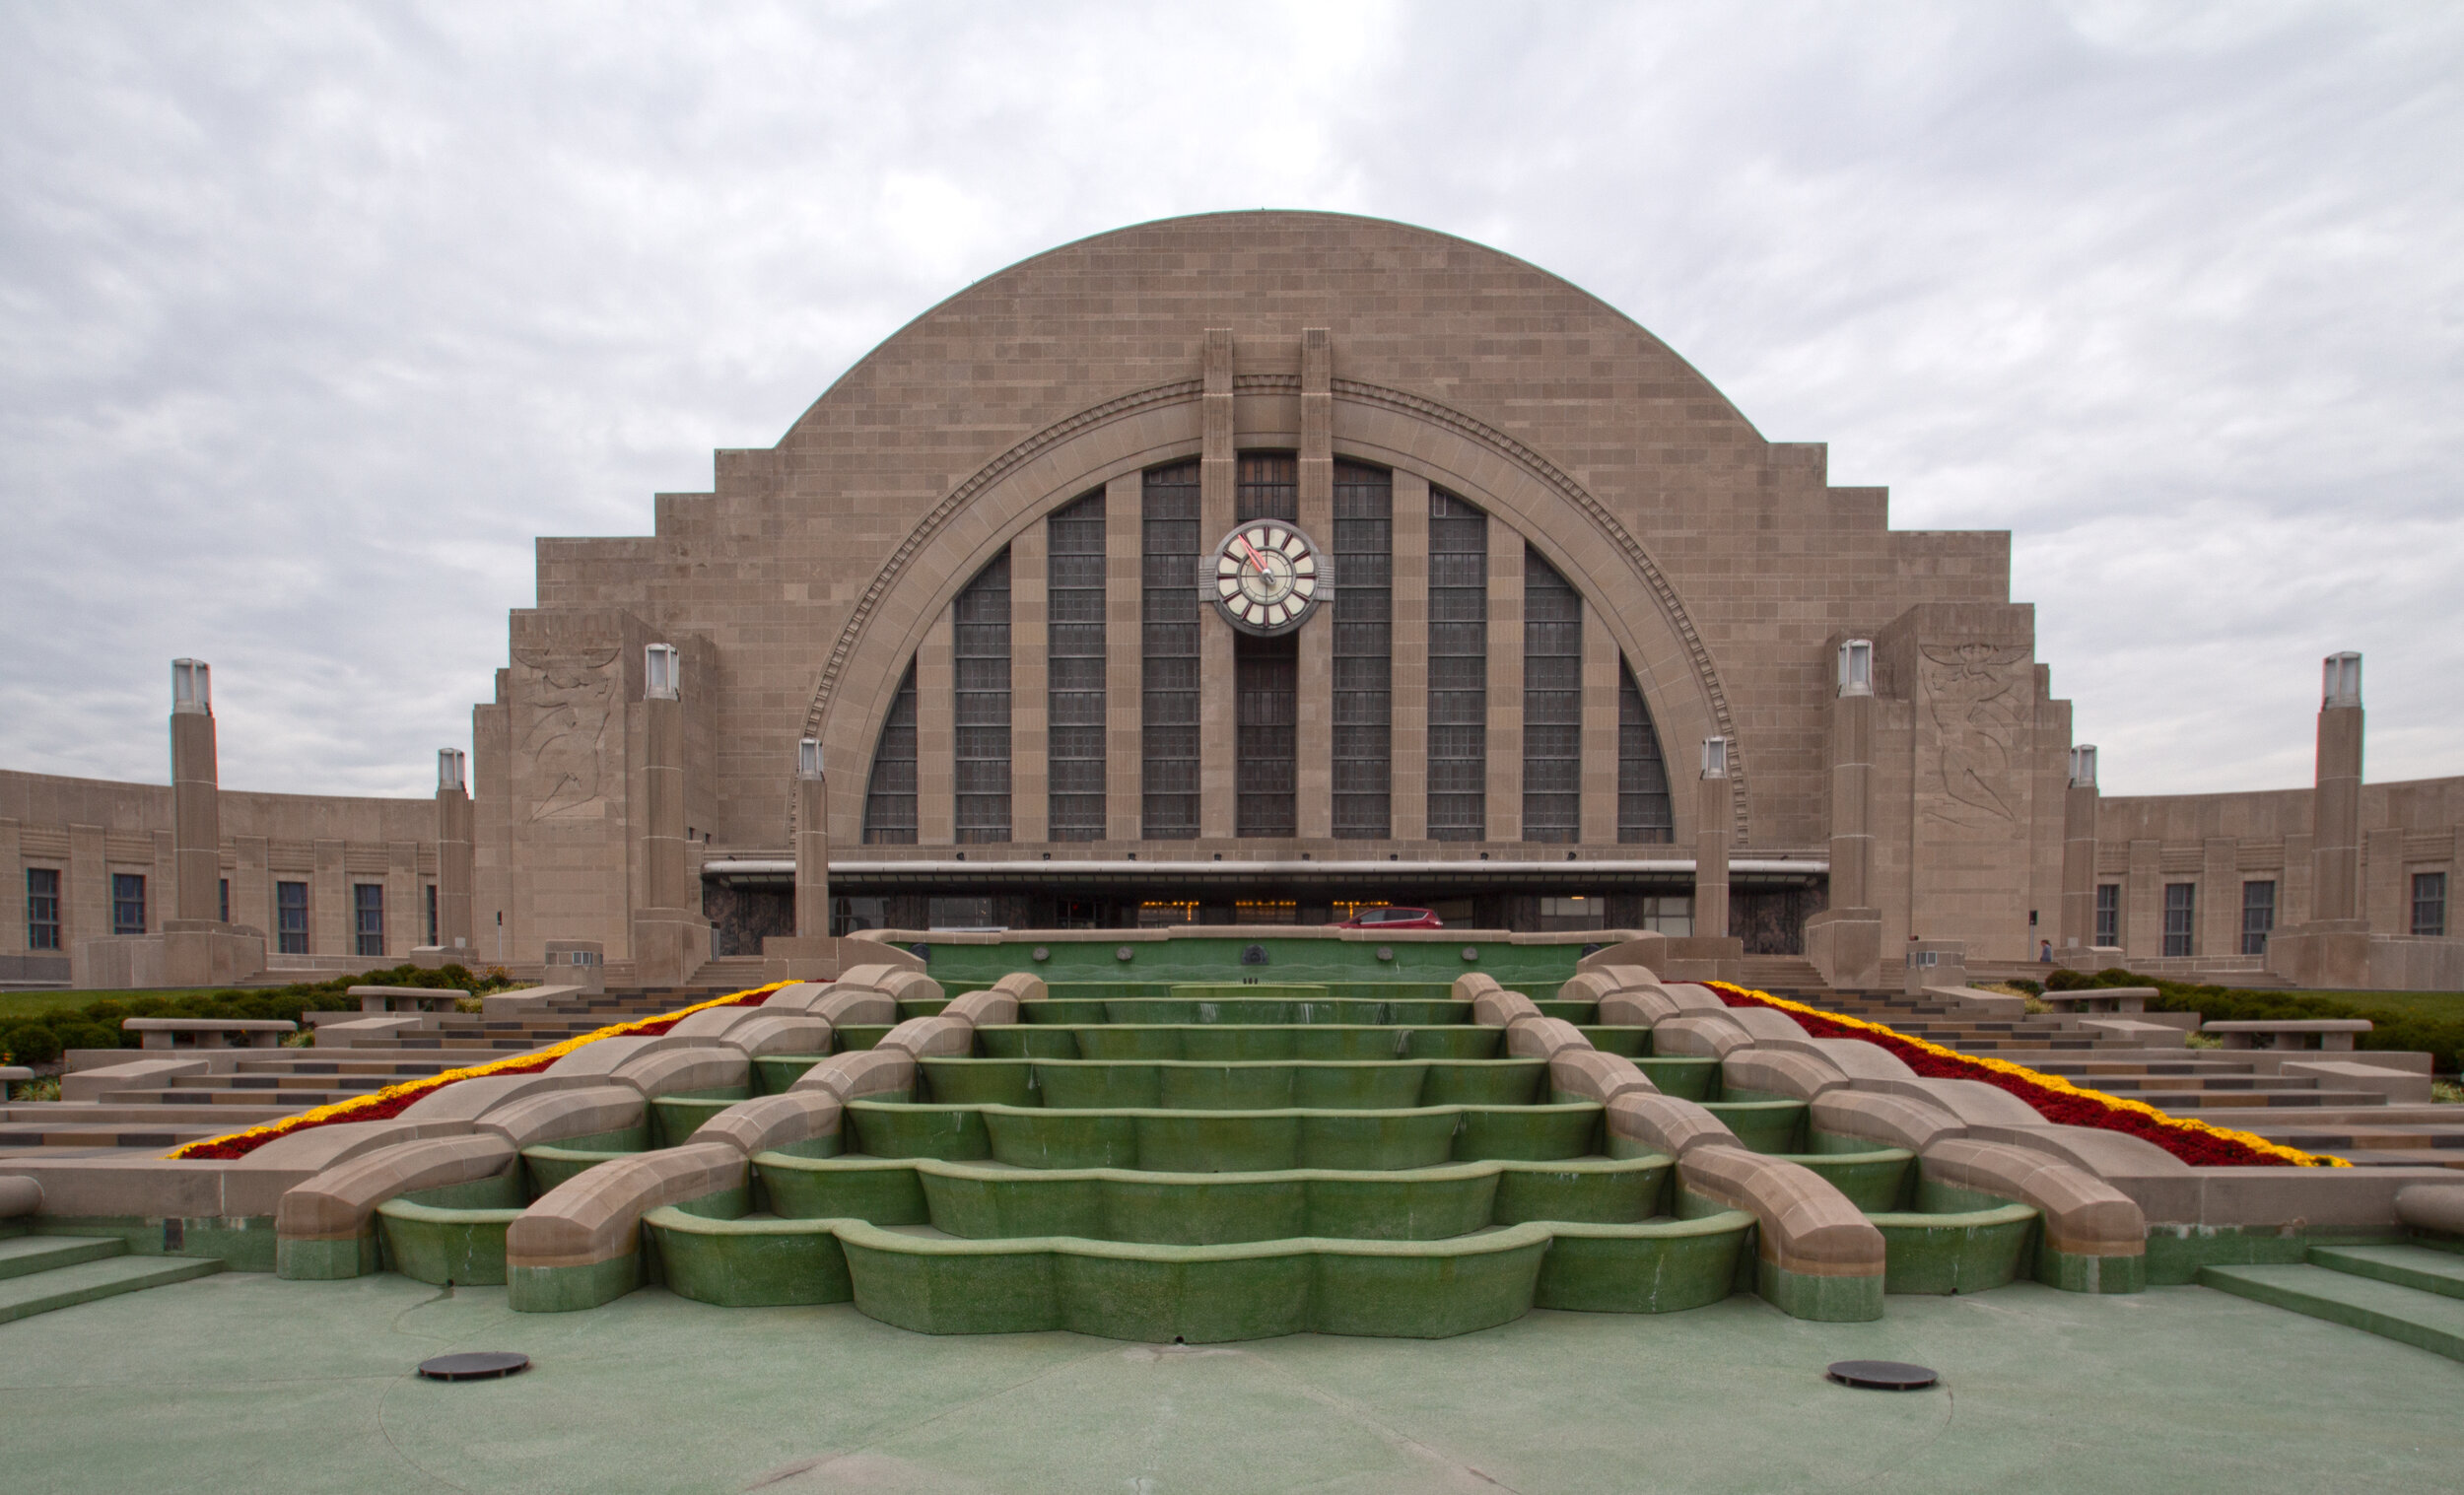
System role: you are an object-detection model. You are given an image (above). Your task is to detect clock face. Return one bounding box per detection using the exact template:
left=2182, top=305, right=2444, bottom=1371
left=1211, top=521, right=1328, bottom=635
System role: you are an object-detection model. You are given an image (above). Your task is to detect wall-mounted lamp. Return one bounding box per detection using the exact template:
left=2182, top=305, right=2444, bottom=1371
left=645, top=644, right=680, bottom=701
left=1837, top=639, right=1873, bottom=697
left=2069, top=744, right=2097, bottom=790
left=2322, top=651, right=2361, bottom=709
left=798, top=738, right=825, bottom=780
left=171, top=658, right=212, bottom=715
left=438, top=748, right=467, bottom=792
left=1700, top=735, right=1729, bottom=780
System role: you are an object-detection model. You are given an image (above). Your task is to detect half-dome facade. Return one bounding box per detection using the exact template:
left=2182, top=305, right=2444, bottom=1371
left=473, top=210, right=2051, bottom=980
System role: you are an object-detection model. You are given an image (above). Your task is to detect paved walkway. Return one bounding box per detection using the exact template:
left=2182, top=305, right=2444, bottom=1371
left=0, top=1274, right=2456, bottom=1493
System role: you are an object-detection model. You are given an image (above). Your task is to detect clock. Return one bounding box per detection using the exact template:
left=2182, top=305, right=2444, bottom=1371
left=1211, top=520, right=1329, bottom=636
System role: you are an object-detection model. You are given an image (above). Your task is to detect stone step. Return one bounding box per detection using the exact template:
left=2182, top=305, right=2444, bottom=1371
left=0, top=1253, right=224, bottom=1325
left=100, top=1088, right=363, bottom=1107
left=2310, top=1245, right=2464, bottom=1298
left=0, top=1105, right=293, bottom=1124
left=0, top=1234, right=123, bottom=1280
left=2128, top=1089, right=2390, bottom=1110
left=0, top=1121, right=237, bottom=1149
left=2198, top=1262, right=2464, bottom=1362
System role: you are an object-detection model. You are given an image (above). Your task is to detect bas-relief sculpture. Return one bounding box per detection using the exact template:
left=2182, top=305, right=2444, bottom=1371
left=513, top=646, right=619, bottom=822
left=1919, top=643, right=2030, bottom=833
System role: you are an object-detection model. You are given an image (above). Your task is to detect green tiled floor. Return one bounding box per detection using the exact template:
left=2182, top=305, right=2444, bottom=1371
left=0, top=1271, right=2456, bottom=1493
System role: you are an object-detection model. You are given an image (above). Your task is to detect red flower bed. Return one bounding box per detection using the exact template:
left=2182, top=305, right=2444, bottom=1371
left=1707, top=982, right=2342, bottom=1169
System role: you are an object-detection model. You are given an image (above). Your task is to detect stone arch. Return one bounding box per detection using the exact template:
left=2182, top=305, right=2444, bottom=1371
left=794, top=380, right=1746, bottom=846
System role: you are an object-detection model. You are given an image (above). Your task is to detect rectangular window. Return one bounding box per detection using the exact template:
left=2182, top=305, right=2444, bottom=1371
left=111, top=873, right=146, bottom=935
left=1537, top=895, right=1604, bottom=931
left=425, top=883, right=440, bottom=947
left=1138, top=900, right=1198, bottom=927
left=1140, top=462, right=1202, bottom=839
left=1427, top=489, right=1488, bottom=841
left=1639, top=895, right=1692, bottom=937
left=1331, top=461, right=1393, bottom=839
left=2094, top=884, right=2120, bottom=947
left=2162, top=882, right=2195, bottom=958
left=1047, top=492, right=1107, bottom=842
left=952, top=550, right=1013, bottom=844
left=353, top=883, right=385, bottom=958
left=26, top=868, right=61, bottom=951
left=1235, top=451, right=1298, bottom=523
left=2240, top=880, right=2276, bottom=956
left=1616, top=665, right=1674, bottom=844
left=219, top=877, right=230, bottom=924
left=276, top=881, right=309, bottom=955
left=861, top=664, right=920, bottom=844
left=2414, top=872, right=2448, bottom=938
left=1522, top=547, right=1582, bottom=843
left=1235, top=634, right=1298, bottom=837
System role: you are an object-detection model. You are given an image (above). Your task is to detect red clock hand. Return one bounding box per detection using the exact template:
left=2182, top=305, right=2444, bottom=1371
left=1238, top=535, right=1272, bottom=575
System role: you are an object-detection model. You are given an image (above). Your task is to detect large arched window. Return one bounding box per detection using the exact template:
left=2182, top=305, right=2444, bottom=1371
left=1617, top=662, right=1675, bottom=843
left=1522, top=547, right=1582, bottom=843
left=1140, top=462, right=1202, bottom=839
left=952, top=550, right=1013, bottom=844
left=1427, top=488, right=1488, bottom=841
left=860, top=662, right=919, bottom=844
left=1046, top=491, right=1107, bottom=842
left=1332, top=460, right=1393, bottom=839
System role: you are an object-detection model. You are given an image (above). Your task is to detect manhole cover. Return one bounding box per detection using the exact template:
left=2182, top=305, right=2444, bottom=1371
left=1825, top=1360, right=1938, bottom=1391
left=417, top=1351, right=531, bottom=1382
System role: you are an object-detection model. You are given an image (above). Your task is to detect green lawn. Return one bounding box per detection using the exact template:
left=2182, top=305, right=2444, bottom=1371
left=0, top=990, right=158, bottom=1020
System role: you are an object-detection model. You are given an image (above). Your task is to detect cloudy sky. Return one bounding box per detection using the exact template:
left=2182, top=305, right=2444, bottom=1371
left=3, top=1, right=2458, bottom=802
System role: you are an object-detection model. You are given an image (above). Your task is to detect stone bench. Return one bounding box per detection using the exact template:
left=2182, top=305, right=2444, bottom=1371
left=121, top=1017, right=296, bottom=1050
left=2201, top=1018, right=2371, bottom=1052
left=2041, top=987, right=2155, bottom=1015
left=351, top=985, right=464, bottom=1014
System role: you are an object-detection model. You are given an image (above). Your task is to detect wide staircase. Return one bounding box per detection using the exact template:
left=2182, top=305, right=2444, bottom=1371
left=2200, top=1242, right=2464, bottom=1360
left=0, top=1226, right=222, bottom=1324
left=1737, top=957, right=2464, bottom=1170
left=347, top=973, right=2111, bottom=1340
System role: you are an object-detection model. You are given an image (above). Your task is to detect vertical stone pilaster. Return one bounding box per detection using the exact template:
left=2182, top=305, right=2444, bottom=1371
left=1198, top=329, right=1237, bottom=842
left=313, top=840, right=348, bottom=956
left=437, top=787, right=475, bottom=952
left=170, top=708, right=220, bottom=924
left=916, top=608, right=956, bottom=845
left=2124, top=840, right=2160, bottom=961
left=2059, top=781, right=2098, bottom=949
left=1010, top=519, right=1050, bottom=845
left=2311, top=700, right=2363, bottom=923
left=1579, top=607, right=1618, bottom=847
left=2364, top=826, right=2406, bottom=932
left=1484, top=518, right=1524, bottom=844
left=2202, top=837, right=2239, bottom=958
left=1389, top=472, right=1430, bottom=843
left=1104, top=471, right=1144, bottom=843
left=794, top=772, right=831, bottom=937
left=0, top=818, right=21, bottom=957
left=1296, top=329, right=1335, bottom=840
left=386, top=841, right=420, bottom=958
left=1696, top=772, right=1732, bottom=940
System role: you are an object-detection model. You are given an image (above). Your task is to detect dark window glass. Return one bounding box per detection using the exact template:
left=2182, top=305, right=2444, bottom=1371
left=1522, top=547, right=1583, bottom=843
left=1236, top=451, right=1298, bottom=523
left=277, top=881, right=309, bottom=954
left=426, top=884, right=440, bottom=947
left=2414, top=872, right=2448, bottom=938
left=862, top=663, right=921, bottom=845
left=2094, top=884, right=2120, bottom=946
left=26, top=868, right=61, bottom=951
left=2240, top=880, right=2276, bottom=956
left=1616, top=664, right=1675, bottom=844
left=111, top=873, right=146, bottom=935
left=1427, top=489, right=1487, bottom=841
left=1237, top=634, right=1297, bottom=837
left=952, top=550, right=1013, bottom=844
left=354, top=882, right=385, bottom=958
left=218, top=877, right=229, bottom=924
left=1141, top=462, right=1202, bottom=839
left=1332, top=461, right=1392, bottom=839
left=2163, top=882, right=2195, bottom=958
left=1047, top=492, right=1107, bottom=842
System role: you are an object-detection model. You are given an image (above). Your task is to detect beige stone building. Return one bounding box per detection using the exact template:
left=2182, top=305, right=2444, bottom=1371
left=5, top=213, right=2458, bottom=990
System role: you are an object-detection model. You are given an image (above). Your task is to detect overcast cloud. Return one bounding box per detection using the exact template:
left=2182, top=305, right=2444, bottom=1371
left=2, top=1, right=2458, bottom=804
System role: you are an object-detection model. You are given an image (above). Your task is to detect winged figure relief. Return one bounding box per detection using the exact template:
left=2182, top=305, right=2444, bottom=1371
left=514, top=646, right=621, bottom=821
left=1918, top=642, right=2030, bottom=829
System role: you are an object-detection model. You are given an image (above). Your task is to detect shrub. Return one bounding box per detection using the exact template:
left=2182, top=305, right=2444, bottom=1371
left=1, top=1023, right=64, bottom=1065
left=53, top=1023, right=117, bottom=1053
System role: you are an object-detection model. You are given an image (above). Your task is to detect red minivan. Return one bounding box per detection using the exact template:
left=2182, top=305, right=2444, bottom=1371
left=1332, top=907, right=1444, bottom=930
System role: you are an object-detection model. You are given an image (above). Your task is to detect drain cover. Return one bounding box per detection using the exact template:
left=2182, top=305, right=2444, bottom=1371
left=1825, top=1360, right=1938, bottom=1391
left=417, top=1351, right=531, bottom=1382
